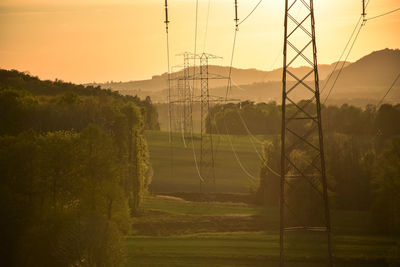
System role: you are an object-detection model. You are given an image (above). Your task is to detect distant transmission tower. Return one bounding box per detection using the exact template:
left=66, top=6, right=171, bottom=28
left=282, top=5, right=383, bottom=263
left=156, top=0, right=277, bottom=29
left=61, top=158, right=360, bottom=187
left=170, top=53, right=194, bottom=145
left=280, top=0, right=333, bottom=266
left=183, top=53, right=193, bottom=136
left=169, top=69, right=182, bottom=133
left=171, top=52, right=232, bottom=191
left=199, top=53, right=216, bottom=188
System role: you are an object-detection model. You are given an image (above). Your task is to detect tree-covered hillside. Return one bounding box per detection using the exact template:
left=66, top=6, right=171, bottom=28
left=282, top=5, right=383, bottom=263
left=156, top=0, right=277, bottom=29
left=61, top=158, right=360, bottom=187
left=0, top=69, right=160, bottom=131
left=0, top=69, right=159, bottom=266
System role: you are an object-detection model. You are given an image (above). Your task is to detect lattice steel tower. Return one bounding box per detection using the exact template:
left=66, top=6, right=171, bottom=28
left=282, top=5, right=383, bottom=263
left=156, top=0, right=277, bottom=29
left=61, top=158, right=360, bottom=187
left=183, top=53, right=193, bottom=136
left=280, top=0, right=333, bottom=266
left=199, top=53, right=216, bottom=188
left=169, top=70, right=183, bottom=133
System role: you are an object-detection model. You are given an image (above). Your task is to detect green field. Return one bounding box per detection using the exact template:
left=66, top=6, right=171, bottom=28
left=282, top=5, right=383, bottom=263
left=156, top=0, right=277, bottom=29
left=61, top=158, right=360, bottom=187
left=126, top=233, right=398, bottom=267
left=127, top=131, right=400, bottom=266
left=146, top=130, right=268, bottom=193
left=126, top=196, right=399, bottom=266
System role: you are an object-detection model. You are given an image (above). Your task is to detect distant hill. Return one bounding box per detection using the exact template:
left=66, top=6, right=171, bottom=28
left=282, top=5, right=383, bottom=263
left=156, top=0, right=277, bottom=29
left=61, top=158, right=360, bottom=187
left=90, top=62, right=349, bottom=94
left=86, top=48, right=400, bottom=106
left=222, top=48, right=400, bottom=106
left=324, top=48, right=400, bottom=88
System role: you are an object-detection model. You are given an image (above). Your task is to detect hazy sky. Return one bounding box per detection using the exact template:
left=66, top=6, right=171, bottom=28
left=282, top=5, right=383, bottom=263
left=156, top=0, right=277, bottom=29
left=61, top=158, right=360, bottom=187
left=0, top=0, right=399, bottom=83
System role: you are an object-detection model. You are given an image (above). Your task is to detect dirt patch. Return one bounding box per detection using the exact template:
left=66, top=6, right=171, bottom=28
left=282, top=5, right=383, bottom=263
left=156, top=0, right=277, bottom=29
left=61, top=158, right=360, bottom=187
left=155, top=195, right=187, bottom=202
left=155, top=192, right=256, bottom=205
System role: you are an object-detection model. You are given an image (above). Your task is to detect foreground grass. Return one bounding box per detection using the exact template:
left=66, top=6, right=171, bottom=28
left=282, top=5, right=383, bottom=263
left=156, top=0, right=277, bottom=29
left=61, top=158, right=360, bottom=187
left=127, top=196, right=400, bottom=266
left=125, top=232, right=399, bottom=267
left=134, top=132, right=400, bottom=266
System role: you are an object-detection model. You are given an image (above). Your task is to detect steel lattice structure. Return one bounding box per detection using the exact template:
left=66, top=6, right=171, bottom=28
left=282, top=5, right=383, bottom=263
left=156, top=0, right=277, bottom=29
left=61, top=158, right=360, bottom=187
left=169, top=52, right=232, bottom=190
left=169, top=70, right=183, bottom=133
left=199, top=53, right=216, bottom=187
left=280, top=0, right=333, bottom=266
left=182, top=53, right=193, bottom=136
left=170, top=53, right=194, bottom=138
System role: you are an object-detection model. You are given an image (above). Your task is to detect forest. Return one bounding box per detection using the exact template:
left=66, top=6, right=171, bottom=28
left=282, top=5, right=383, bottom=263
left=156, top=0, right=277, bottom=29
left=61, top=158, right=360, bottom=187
left=207, top=101, right=400, bottom=233
left=0, top=70, right=158, bottom=266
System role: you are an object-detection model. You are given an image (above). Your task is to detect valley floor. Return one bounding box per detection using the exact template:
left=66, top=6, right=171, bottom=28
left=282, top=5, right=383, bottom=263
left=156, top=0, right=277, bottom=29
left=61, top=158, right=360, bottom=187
left=125, top=196, right=400, bottom=266
left=133, top=131, right=399, bottom=266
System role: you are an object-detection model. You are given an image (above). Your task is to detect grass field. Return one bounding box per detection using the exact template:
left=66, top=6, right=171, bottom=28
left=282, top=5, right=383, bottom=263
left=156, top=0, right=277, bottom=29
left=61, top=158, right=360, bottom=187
left=127, top=131, right=400, bottom=266
left=126, top=196, right=400, bottom=266
left=126, top=233, right=398, bottom=267
left=146, top=130, right=269, bottom=193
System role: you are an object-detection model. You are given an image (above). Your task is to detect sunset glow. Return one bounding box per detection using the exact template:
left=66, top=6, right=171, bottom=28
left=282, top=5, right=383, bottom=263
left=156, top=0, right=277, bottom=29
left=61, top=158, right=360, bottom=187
left=0, top=0, right=399, bottom=83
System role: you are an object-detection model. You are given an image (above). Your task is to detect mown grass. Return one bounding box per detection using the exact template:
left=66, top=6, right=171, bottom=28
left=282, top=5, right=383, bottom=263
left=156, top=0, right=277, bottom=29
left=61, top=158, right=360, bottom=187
left=125, top=232, right=399, bottom=267
left=127, top=196, right=400, bottom=266
left=132, top=131, right=400, bottom=266
left=145, top=130, right=269, bottom=193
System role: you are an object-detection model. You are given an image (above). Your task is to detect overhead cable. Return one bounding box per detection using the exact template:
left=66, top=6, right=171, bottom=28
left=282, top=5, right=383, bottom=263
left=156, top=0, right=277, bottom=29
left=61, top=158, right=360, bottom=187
left=366, top=7, right=400, bottom=21
left=376, top=72, right=400, bottom=107
left=237, top=0, right=263, bottom=26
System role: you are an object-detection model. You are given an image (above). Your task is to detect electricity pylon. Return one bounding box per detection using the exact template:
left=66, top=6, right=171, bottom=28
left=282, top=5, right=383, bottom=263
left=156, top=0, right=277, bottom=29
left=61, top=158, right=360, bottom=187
left=169, top=69, right=183, bottom=133
left=170, top=52, right=237, bottom=191
left=171, top=52, right=230, bottom=190
left=280, top=0, right=333, bottom=266
left=199, top=53, right=216, bottom=188
left=183, top=53, right=193, bottom=136
left=169, top=53, right=194, bottom=145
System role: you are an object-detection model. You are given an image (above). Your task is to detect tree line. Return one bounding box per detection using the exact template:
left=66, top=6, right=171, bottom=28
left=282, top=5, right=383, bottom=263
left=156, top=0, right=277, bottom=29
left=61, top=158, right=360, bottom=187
left=207, top=101, right=400, bottom=234
left=0, top=70, right=158, bottom=266
left=207, top=101, right=399, bottom=137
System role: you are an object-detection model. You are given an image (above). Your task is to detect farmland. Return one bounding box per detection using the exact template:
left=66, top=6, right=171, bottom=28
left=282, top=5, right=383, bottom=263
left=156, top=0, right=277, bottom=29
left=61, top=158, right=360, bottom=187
left=126, top=132, right=400, bottom=266
left=146, top=130, right=266, bottom=193
left=126, top=195, right=399, bottom=266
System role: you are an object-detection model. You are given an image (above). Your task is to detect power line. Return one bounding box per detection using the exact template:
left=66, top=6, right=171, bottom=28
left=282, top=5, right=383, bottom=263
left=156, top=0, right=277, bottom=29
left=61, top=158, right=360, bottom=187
left=189, top=0, right=206, bottom=183
left=237, top=0, right=264, bottom=26
left=225, top=30, right=238, bottom=100
left=235, top=108, right=263, bottom=145
left=221, top=79, right=282, bottom=177
left=194, top=0, right=199, bottom=57
left=225, top=132, right=258, bottom=182
left=262, top=49, right=282, bottom=82
left=190, top=125, right=206, bottom=183
left=321, top=0, right=371, bottom=98
left=222, top=0, right=281, bottom=178
left=233, top=105, right=281, bottom=177
left=323, top=22, right=364, bottom=104
left=193, top=0, right=199, bottom=89
left=164, top=0, right=172, bottom=143
left=203, top=0, right=212, bottom=52
left=320, top=15, right=362, bottom=94
left=192, top=0, right=207, bottom=184
left=366, top=7, right=400, bottom=21
left=225, top=0, right=239, bottom=101
left=377, top=72, right=400, bottom=107
left=164, top=0, right=177, bottom=189
left=220, top=98, right=282, bottom=178
left=213, top=116, right=258, bottom=182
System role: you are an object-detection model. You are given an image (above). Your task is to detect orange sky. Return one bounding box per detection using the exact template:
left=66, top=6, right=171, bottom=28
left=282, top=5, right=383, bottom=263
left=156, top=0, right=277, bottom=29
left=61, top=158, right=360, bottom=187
left=0, top=0, right=399, bottom=84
